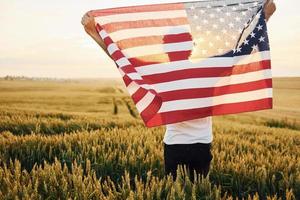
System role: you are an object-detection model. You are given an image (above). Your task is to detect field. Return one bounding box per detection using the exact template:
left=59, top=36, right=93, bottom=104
left=0, top=77, right=299, bottom=200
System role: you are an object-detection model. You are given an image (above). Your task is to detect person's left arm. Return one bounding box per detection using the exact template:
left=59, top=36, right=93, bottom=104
left=264, top=0, right=276, bottom=22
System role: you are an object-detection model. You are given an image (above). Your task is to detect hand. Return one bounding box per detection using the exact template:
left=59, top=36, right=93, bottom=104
left=264, top=0, right=276, bottom=22
left=81, top=11, right=98, bottom=36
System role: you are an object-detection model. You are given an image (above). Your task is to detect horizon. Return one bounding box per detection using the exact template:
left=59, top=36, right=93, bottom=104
left=1, top=0, right=300, bottom=78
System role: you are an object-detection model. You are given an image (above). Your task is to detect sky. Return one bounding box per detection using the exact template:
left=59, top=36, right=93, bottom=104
left=0, top=0, right=299, bottom=78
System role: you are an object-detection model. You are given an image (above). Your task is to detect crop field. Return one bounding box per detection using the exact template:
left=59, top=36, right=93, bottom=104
left=0, top=77, right=299, bottom=199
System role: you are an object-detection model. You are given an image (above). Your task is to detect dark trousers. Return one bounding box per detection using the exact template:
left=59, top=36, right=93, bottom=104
left=164, top=142, right=213, bottom=181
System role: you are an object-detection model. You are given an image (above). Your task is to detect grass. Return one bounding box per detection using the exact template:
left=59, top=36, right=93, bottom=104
left=0, top=77, right=299, bottom=199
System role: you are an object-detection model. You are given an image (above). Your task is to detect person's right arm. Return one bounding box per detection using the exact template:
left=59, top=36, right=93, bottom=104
left=81, top=11, right=112, bottom=59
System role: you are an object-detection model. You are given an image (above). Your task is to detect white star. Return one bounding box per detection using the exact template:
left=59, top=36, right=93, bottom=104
left=206, top=4, right=211, bottom=9
left=199, top=37, right=205, bottom=43
left=209, top=13, right=215, bottom=18
left=190, top=5, right=195, bottom=10
left=226, top=12, right=231, bottom=16
left=232, top=48, right=236, bottom=53
left=235, top=17, right=241, bottom=22
left=231, top=35, right=237, bottom=40
left=216, top=8, right=222, bottom=12
left=222, top=29, right=228, bottom=34
left=236, top=47, right=242, bottom=52
left=255, top=12, right=261, bottom=19
left=252, top=44, right=259, bottom=51
left=200, top=10, right=205, bottom=14
left=229, top=23, right=234, bottom=28
left=195, top=37, right=205, bottom=43
left=250, top=32, right=256, bottom=38
left=259, top=36, right=265, bottom=42
left=243, top=39, right=249, bottom=45
left=257, top=24, right=263, bottom=31
left=242, top=11, right=247, bottom=16
left=225, top=41, right=230, bottom=46
left=202, top=19, right=209, bottom=24
left=219, top=18, right=225, bottom=23
left=232, top=6, right=237, bottom=11
left=212, top=24, right=218, bottom=29
left=209, top=42, right=214, bottom=47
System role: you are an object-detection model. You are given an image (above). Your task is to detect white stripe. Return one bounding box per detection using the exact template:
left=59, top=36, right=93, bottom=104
left=127, top=73, right=143, bottom=80
left=136, top=92, right=156, bottom=112
left=118, top=68, right=125, bottom=77
left=107, top=43, right=119, bottom=55
left=127, top=81, right=140, bottom=95
left=136, top=51, right=271, bottom=76
left=99, top=30, right=109, bottom=39
left=95, top=10, right=187, bottom=25
left=138, top=69, right=272, bottom=93
left=123, top=41, right=193, bottom=58
left=92, top=0, right=256, bottom=10
left=109, top=25, right=191, bottom=42
left=159, top=88, right=272, bottom=113
left=116, top=57, right=131, bottom=68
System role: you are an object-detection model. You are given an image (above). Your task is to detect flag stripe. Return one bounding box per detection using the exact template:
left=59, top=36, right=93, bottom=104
left=134, top=51, right=270, bottom=72
left=109, top=25, right=191, bottom=42
left=103, top=17, right=189, bottom=34
left=90, top=3, right=184, bottom=17
left=123, top=41, right=193, bottom=59
left=117, top=33, right=193, bottom=49
left=158, top=87, right=272, bottom=112
left=132, top=87, right=149, bottom=103
left=136, top=92, right=156, bottom=112
left=146, top=98, right=272, bottom=127
left=128, top=51, right=193, bottom=66
left=137, top=60, right=270, bottom=83
left=133, top=69, right=272, bottom=93
left=158, top=78, right=272, bottom=101
left=120, top=50, right=269, bottom=74
left=124, top=59, right=271, bottom=84
left=95, top=10, right=187, bottom=26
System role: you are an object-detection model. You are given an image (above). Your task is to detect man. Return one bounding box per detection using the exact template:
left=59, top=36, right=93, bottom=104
left=81, top=0, right=276, bottom=180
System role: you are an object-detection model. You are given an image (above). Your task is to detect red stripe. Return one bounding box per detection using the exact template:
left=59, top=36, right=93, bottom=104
left=103, top=18, right=188, bottom=33
left=90, top=3, right=184, bottom=17
left=146, top=98, right=273, bottom=127
left=159, top=78, right=272, bottom=101
left=128, top=50, right=192, bottom=66
left=123, top=75, right=132, bottom=86
left=141, top=60, right=271, bottom=84
left=121, top=65, right=138, bottom=74
left=131, top=88, right=148, bottom=103
left=117, top=33, right=192, bottom=49
left=140, top=95, right=162, bottom=125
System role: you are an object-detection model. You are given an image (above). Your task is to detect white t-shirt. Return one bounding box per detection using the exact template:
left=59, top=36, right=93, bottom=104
left=163, top=116, right=213, bottom=145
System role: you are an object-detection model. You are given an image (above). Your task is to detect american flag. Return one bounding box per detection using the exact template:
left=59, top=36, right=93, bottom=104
left=90, top=0, right=272, bottom=127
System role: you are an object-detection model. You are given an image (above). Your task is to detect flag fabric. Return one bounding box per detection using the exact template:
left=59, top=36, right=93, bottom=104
left=90, top=0, right=272, bottom=127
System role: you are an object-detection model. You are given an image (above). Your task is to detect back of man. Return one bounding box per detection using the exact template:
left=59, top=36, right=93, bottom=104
left=163, top=117, right=213, bottom=180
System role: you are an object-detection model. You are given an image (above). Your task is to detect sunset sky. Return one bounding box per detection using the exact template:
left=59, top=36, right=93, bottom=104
left=0, top=0, right=299, bottom=78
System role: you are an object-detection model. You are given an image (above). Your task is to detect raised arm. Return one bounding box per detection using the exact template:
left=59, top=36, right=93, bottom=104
left=264, top=0, right=276, bottom=22
left=81, top=11, right=112, bottom=59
